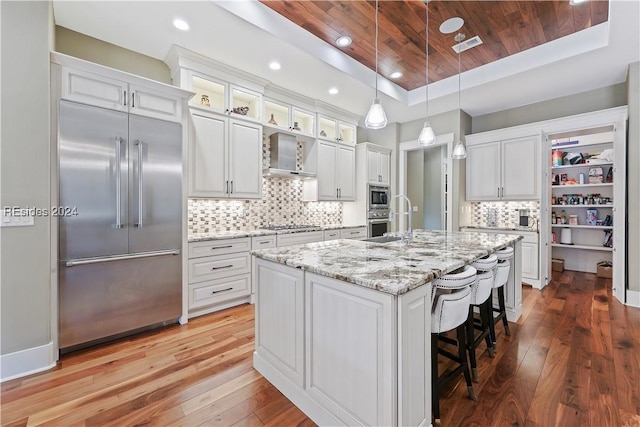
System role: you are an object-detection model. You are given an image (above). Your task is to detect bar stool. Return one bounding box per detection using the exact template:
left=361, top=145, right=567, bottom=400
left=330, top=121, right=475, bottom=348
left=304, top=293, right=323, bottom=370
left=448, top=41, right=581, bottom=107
left=467, top=254, right=498, bottom=382
left=431, top=265, right=477, bottom=427
left=491, top=246, right=513, bottom=346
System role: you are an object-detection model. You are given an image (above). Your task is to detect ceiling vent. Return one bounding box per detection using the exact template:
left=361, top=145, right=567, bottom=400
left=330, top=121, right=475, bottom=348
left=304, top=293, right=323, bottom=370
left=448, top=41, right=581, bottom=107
left=452, top=35, right=483, bottom=53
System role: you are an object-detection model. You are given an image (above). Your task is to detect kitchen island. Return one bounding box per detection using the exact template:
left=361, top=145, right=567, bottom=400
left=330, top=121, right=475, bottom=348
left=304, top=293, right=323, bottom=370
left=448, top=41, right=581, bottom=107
left=251, top=229, right=523, bottom=426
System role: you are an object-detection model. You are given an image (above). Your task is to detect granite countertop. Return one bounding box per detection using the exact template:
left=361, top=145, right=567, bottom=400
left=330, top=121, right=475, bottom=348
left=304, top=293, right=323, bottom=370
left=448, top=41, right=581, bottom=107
left=462, top=225, right=538, bottom=233
left=252, top=229, right=523, bottom=295
left=188, top=224, right=367, bottom=242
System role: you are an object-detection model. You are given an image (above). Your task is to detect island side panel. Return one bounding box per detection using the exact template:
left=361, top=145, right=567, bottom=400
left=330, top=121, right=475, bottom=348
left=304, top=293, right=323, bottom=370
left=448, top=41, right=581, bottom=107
left=398, top=284, right=432, bottom=427
left=253, top=258, right=305, bottom=388
left=305, top=272, right=396, bottom=427
left=506, top=240, right=523, bottom=322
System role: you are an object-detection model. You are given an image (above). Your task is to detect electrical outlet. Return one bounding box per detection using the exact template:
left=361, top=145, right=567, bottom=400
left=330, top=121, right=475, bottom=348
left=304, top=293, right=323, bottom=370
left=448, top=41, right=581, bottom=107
left=412, top=206, right=419, bottom=212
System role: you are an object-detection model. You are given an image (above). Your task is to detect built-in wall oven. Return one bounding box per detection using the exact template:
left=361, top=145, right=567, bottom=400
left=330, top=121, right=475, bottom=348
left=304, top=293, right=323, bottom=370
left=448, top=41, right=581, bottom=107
left=367, top=185, right=390, bottom=237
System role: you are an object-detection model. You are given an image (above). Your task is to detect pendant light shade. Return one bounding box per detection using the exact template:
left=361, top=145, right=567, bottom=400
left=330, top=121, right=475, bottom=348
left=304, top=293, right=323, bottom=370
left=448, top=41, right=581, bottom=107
left=365, top=98, right=388, bottom=129
left=418, top=1, right=436, bottom=145
left=418, top=121, right=436, bottom=144
left=452, top=32, right=467, bottom=160
left=365, top=0, right=387, bottom=129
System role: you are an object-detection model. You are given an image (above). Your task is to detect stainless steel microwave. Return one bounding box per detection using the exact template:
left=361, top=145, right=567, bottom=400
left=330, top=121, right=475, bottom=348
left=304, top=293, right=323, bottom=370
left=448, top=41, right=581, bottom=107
left=368, top=185, right=389, bottom=209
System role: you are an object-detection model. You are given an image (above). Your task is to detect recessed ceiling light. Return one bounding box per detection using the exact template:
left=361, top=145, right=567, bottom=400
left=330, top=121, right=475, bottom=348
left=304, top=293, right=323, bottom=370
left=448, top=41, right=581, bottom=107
left=329, top=87, right=339, bottom=95
left=389, top=71, right=403, bottom=79
left=336, top=36, right=352, bottom=47
left=439, top=17, right=464, bottom=34
left=569, top=0, right=588, bottom=4
left=269, top=61, right=281, bottom=70
left=173, top=18, right=190, bottom=31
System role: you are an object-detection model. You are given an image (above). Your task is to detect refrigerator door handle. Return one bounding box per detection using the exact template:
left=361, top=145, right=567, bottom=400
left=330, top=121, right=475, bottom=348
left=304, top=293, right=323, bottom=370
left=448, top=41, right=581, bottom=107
left=135, top=140, right=144, bottom=228
left=65, top=249, right=180, bottom=267
left=115, top=137, right=123, bottom=229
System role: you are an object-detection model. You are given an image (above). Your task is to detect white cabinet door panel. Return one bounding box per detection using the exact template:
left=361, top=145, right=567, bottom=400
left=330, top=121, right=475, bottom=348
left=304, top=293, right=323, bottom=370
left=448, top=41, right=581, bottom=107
left=190, top=113, right=227, bottom=197
left=229, top=120, right=262, bottom=199
left=466, top=142, right=501, bottom=201
left=367, top=150, right=379, bottom=184
left=336, top=145, right=355, bottom=200
left=379, top=151, right=390, bottom=185
left=317, top=142, right=338, bottom=200
left=130, top=84, right=181, bottom=122
left=502, top=136, right=539, bottom=199
left=61, top=67, right=127, bottom=112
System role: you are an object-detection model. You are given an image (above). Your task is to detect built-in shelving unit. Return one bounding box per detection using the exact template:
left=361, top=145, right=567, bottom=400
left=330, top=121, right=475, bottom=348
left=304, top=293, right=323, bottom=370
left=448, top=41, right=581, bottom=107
left=551, top=162, right=612, bottom=170
left=551, top=243, right=614, bottom=252
left=551, top=224, right=613, bottom=230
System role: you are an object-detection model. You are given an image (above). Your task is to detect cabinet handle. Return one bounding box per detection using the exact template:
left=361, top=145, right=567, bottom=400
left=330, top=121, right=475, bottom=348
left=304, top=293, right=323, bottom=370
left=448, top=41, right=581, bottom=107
left=131, top=92, right=135, bottom=108
left=230, top=180, right=233, bottom=194
left=210, top=245, right=233, bottom=250
left=501, top=187, right=504, bottom=198
left=211, top=264, right=234, bottom=271
left=338, top=188, right=342, bottom=198
left=258, top=241, right=270, bottom=245
left=211, top=287, right=233, bottom=294
left=498, top=187, right=500, bottom=198
left=226, top=180, right=229, bottom=194
left=123, top=90, right=127, bottom=106
left=336, top=188, right=339, bottom=198
left=350, top=231, right=359, bottom=235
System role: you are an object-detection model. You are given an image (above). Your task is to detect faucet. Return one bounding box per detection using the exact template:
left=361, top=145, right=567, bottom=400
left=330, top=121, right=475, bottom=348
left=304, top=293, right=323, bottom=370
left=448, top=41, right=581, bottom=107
left=389, top=194, right=413, bottom=243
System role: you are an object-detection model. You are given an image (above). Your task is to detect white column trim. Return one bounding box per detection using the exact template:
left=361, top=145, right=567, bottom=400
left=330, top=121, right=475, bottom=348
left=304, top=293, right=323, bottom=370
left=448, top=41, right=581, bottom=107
left=0, top=342, right=56, bottom=382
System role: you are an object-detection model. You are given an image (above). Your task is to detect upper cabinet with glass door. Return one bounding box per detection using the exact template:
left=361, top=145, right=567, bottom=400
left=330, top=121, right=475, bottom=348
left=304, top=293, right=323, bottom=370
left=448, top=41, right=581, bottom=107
left=190, top=73, right=262, bottom=122
left=264, top=98, right=315, bottom=140
left=318, top=114, right=356, bottom=145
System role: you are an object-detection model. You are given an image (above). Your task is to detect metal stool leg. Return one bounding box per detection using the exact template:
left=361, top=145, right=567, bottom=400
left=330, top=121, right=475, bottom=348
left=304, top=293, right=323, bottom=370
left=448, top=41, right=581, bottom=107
left=431, top=333, right=441, bottom=427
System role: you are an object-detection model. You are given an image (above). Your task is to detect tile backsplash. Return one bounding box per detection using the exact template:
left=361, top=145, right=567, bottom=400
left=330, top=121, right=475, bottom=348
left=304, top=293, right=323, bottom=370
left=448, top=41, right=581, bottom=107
left=189, top=133, right=342, bottom=234
left=188, top=179, right=342, bottom=233
left=462, top=201, right=540, bottom=228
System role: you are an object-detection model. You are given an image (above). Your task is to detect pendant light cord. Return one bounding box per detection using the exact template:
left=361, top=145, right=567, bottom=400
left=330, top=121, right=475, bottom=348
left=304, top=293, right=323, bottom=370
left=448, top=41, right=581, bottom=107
left=425, top=1, right=429, bottom=119
left=375, top=0, right=379, bottom=96
left=458, top=33, right=462, bottom=140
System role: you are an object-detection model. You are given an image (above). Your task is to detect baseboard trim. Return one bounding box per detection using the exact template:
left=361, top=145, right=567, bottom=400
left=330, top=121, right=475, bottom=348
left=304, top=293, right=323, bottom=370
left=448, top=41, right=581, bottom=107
left=626, top=290, right=640, bottom=308
left=0, top=341, right=56, bottom=382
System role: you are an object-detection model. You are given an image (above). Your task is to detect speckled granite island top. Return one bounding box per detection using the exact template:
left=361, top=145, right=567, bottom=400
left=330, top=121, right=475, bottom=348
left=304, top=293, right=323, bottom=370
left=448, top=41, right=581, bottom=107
left=252, top=229, right=523, bottom=295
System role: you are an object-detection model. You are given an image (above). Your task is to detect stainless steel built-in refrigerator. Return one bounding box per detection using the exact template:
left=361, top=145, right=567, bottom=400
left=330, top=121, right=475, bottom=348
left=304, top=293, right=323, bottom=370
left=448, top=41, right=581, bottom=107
left=58, top=100, right=182, bottom=353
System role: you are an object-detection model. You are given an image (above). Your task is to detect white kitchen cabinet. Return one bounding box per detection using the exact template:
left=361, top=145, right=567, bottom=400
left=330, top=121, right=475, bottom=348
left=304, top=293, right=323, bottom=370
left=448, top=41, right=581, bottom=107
left=263, top=98, right=315, bottom=138
left=461, top=227, right=539, bottom=286
left=303, top=141, right=355, bottom=201
left=189, top=72, right=262, bottom=122
left=317, top=114, right=356, bottom=145
left=324, top=227, right=367, bottom=241
left=365, top=144, right=391, bottom=185
left=61, top=66, right=182, bottom=122
left=466, top=136, right=539, bottom=201
left=189, top=110, right=262, bottom=199
left=187, top=237, right=252, bottom=318
left=277, top=231, right=324, bottom=247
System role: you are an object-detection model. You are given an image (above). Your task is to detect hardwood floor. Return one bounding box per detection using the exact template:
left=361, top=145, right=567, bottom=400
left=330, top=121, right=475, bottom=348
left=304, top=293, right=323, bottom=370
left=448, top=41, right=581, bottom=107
left=1, top=271, right=638, bottom=426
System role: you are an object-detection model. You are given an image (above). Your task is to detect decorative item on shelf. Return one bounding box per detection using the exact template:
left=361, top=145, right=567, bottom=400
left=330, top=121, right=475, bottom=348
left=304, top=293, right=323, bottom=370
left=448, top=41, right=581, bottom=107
left=293, top=121, right=301, bottom=131
left=200, top=94, right=210, bottom=107
left=603, top=232, right=613, bottom=248
left=552, top=150, right=563, bottom=167
left=553, top=174, right=560, bottom=185
left=232, top=106, right=249, bottom=115
left=320, top=130, right=327, bottom=137
left=586, top=209, right=598, bottom=225
left=606, top=167, right=613, bottom=183
left=560, top=173, right=568, bottom=184
left=579, top=173, right=585, bottom=184
left=569, top=215, right=578, bottom=225
left=560, top=228, right=573, bottom=244
left=596, top=260, right=612, bottom=277
left=452, top=32, right=467, bottom=159
left=602, top=215, right=613, bottom=226
left=564, top=152, right=584, bottom=165
left=588, top=167, right=603, bottom=183
left=364, top=0, right=387, bottom=129
left=268, top=114, right=278, bottom=125
left=561, top=209, right=567, bottom=224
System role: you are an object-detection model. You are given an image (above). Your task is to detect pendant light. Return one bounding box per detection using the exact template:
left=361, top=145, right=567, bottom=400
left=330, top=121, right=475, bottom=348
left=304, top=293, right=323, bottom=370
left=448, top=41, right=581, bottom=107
left=418, top=1, right=436, bottom=145
left=365, top=0, right=387, bottom=129
left=452, top=32, right=467, bottom=160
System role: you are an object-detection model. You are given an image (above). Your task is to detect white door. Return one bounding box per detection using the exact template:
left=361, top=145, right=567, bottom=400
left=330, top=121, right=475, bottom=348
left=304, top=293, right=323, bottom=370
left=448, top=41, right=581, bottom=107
left=317, top=141, right=338, bottom=200
left=189, top=112, right=227, bottom=198
left=539, top=132, right=552, bottom=288
left=336, top=145, right=355, bottom=200
left=229, top=120, right=262, bottom=199
left=502, top=136, right=539, bottom=200
left=612, top=119, right=626, bottom=303
left=466, top=142, right=501, bottom=200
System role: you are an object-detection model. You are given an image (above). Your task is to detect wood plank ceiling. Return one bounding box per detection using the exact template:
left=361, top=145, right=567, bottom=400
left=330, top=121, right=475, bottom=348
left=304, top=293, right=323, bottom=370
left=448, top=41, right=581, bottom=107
left=259, top=0, right=609, bottom=91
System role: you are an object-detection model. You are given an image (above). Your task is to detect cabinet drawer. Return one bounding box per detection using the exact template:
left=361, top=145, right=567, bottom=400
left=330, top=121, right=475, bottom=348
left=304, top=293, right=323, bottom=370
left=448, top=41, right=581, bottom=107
left=189, top=274, right=251, bottom=309
left=277, top=231, right=324, bottom=247
left=341, top=227, right=367, bottom=240
left=252, top=235, right=276, bottom=249
left=324, top=230, right=340, bottom=241
left=188, top=252, right=251, bottom=283
left=188, top=238, right=250, bottom=258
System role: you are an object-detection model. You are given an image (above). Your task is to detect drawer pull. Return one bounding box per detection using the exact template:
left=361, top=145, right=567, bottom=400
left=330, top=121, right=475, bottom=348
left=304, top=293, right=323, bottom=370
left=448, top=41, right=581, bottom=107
left=211, top=287, right=234, bottom=294
left=211, top=264, right=234, bottom=270
left=211, top=245, right=233, bottom=250
left=259, top=241, right=270, bottom=245
left=350, top=231, right=359, bottom=234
